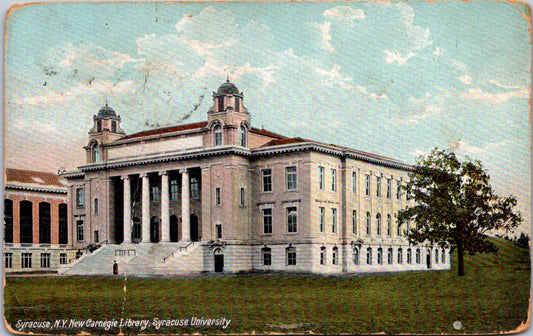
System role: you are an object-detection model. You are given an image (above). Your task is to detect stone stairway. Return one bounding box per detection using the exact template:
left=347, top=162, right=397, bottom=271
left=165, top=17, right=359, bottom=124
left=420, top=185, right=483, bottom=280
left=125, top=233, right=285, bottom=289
left=58, top=242, right=204, bottom=276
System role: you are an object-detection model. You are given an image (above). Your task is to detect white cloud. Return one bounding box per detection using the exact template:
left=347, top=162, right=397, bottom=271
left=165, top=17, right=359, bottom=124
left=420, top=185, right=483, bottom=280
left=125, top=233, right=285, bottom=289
left=384, top=50, right=415, bottom=66
left=378, top=2, right=432, bottom=66
left=459, top=74, right=472, bottom=85
left=463, top=87, right=528, bottom=104
left=392, top=105, right=443, bottom=124
left=315, top=64, right=353, bottom=89
left=323, top=6, right=366, bottom=25
left=311, top=21, right=335, bottom=52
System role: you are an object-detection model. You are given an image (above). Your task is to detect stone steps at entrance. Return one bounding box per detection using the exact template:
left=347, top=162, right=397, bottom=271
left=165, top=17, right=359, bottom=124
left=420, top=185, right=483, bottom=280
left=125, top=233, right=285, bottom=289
left=59, top=242, right=204, bottom=276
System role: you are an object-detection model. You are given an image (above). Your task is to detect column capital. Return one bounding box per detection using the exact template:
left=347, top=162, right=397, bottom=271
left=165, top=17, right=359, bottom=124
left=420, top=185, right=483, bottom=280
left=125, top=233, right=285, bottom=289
left=159, top=171, right=168, bottom=176
left=179, top=168, right=189, bottom=174
left=140, top=173, right=149, bottom=178
left=121, top=175, right=130, bottom=180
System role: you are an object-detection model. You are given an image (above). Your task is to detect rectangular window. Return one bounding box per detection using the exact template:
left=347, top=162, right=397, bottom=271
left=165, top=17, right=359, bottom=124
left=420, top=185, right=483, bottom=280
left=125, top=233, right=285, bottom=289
left=77, top=220, right=84, bottom=242
left=365, top=175, right=370, bottom=196
left=111, top=121, right=117, bottom=133
left=150, top=185, right=160, bottom=202
left=170, top=179, right=179, bottom=201
left=215, top=187, right=221, bottom=206
left=320, top=248, right=325, bottom=265
left=376, top=176, right=381, bottom=197
left=76, top=188, right=85, bottom=207
left=94, top=230, right=99, bottom=243
left=331, top=169, right=336, bottom=192
left=352, top=171, right=357, bottom=193
left=262, top=248, right=272, bottom=266
left=319, top=207, right=325, bottom=233
left=40, top=253, right=50, bottom=268
left=286, top=166, right=297, bottom=190
left=318, top=166, right=325, bottom=190
left=332, top=248, right=338, bottom=265
left=397, top=181, right=402, bottom=200
left=240, top=187, right=245, bottom=206
left=287, top=207, right=298, bottom=233
left=331, top=208, right=337, bottom=233
left=4, top=253, right=12, bottom=268
left=352, top=210, right=357, bottom=234
left=216, top=224, right=222, bottom=239
left=262, top=169, right=272, bottom=192
left=262, top=208, right=273, bottom=234
left=190, top=177, right=200, bottom=199
left=387, top=179, right=392, bottom=199
left=21, top=253, right=32, bottom=268
left=60, top=253, right=67, bottom=265
left=286, top=247, right=296, bottom=266
left=94, top=198, right=98, bottom=214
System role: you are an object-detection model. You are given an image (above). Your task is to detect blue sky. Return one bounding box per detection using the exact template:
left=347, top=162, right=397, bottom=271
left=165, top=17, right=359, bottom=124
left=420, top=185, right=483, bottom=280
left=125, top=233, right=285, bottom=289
left=4, top=1, right=531, bottom=233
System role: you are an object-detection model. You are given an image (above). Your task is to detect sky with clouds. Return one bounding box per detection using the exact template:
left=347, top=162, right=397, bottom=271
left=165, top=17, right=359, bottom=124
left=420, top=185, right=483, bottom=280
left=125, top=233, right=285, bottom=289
left=5, top=1, right=531, bottom=233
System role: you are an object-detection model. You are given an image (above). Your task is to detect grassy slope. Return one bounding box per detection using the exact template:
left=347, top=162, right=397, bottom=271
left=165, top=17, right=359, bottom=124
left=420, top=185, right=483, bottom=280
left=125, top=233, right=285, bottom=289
left=4, top=237, right=530, bottom=335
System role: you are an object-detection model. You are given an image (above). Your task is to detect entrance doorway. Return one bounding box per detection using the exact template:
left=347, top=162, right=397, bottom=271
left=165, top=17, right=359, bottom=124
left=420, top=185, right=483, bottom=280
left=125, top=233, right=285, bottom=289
left=191, top=214, right=199, bottom=242
left=150, top=216, right=160, bottom=243
left=214, top=248, right=224, bottom=272
left=170, top=215, right=179, bottom=242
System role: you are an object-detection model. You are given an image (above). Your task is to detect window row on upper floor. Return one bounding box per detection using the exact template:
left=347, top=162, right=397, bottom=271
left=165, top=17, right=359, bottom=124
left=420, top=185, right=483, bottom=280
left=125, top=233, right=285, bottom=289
left=4, top=199, right=68, bottom=245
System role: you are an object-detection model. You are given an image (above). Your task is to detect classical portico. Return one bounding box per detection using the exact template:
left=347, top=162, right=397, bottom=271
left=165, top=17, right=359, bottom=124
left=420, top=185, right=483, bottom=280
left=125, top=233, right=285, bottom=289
left=118, top=168, right=198, bottom=244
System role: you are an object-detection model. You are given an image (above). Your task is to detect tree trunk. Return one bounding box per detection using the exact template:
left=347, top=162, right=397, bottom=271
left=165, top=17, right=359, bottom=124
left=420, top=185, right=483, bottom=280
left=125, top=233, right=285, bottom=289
left=457, top=243, right=465, bottom=276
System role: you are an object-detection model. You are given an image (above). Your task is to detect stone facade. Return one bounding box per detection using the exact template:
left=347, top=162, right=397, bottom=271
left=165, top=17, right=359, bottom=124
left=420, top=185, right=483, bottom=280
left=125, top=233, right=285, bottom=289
left=61, top=80, right=450, bottom=275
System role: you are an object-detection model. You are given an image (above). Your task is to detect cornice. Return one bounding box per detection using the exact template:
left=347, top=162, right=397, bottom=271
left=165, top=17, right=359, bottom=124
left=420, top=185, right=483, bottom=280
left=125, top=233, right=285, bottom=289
left=5, top=183, right=67, bottom=194
left=77, top=142, right=412, bottom=173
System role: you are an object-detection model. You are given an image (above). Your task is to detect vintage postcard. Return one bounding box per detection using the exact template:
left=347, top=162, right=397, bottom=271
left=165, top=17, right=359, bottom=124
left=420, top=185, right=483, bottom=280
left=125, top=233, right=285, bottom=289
left=3, top=0, right=531, bottom=335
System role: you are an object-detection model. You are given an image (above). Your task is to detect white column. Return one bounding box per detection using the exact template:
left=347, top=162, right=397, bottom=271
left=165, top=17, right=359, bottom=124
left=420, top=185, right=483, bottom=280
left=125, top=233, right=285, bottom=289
left=141, top=173, right=150, bottom=243
left=160, top=171, right=170, bottom=242
left=122, top=176, right=131, bottom=243
left=181, top=169, right=191, bottom=242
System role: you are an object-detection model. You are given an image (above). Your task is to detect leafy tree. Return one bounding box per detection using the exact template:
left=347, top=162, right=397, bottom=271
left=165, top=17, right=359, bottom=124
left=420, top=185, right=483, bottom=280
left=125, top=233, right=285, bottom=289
left=397, top=148, right=521, bottom=276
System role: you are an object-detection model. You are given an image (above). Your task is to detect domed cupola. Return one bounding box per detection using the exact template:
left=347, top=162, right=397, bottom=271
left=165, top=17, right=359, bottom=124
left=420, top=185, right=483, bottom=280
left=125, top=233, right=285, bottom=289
left=86, top=101, right=126, bottom=164
left=209, top=79, right=247, bottom=115
left=207, top=79, right=251, bottom=148
left=96, top=103, right=119, bottom=119
left=216, top=80, right=241, bottom=96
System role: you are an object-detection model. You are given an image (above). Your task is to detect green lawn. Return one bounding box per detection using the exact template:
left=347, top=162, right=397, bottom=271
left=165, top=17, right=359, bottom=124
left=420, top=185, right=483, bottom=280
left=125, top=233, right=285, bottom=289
left=4, top=238, right=530, bottom=335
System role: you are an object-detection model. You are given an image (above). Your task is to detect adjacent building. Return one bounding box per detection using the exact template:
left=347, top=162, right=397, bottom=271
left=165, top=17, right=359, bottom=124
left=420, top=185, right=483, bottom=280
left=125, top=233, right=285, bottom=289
left=4, top=168, right=75, bottom=272
left=60, top=80, right=450, bottom=275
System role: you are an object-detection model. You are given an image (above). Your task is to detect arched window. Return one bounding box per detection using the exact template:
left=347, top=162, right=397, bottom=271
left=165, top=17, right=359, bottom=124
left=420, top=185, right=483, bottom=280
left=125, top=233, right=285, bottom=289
left=39, top=202, right=51, bottom=244
left=377, top=247, right=383, bottom=264
left=416, top=248, right=421, bottom=264
left=397, top=248, right=403, bottom=264
left=4, top=199, right=13, bottom=243
left=91, top=141, right=100, bottom=163
left=213, top=124, right=223, bottom=146
left=239, top=125, right=247, bottom=147
left=435, top=249, right=439, bottom=263
left=366, top=212, right=371, bottom=235
left=387, top=214, right=392, bottom=236
left=407, top=248, right=412, bottom=264
left=353, top=248, right=359, bottom=265
left=320, top=246, right=326, bottom=265
left=376, top=213, right=381, bottom=236
left=170, top=215, right=179, bottom=242
left=332, top=246, right=338, bottom=265
left=94, top=198, right=99, bottom=214
left=441, top=248, right=446, bottom=263
left=366, top=247, right=372, bottom=265
left=397, top=221, right=402, bottom=236
left=387, top=248, right=393, bottom=264
left=20, top=200, right=33, bottom=244
left=58, top=203, right=68, bottom=244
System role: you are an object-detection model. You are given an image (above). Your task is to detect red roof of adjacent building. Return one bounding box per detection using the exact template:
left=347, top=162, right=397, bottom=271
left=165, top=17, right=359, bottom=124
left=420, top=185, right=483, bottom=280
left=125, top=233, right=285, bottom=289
left=120, top=121, right=209, bottom=141
left=5, top=168, right=67, bottom=188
